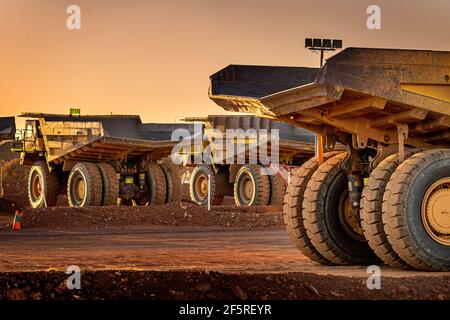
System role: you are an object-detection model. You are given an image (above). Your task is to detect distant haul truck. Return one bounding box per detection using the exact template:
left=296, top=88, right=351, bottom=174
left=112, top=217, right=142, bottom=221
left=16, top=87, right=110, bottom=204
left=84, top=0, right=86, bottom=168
left=0, top=117, right=16, bottom=198
left=0, top=117, right=15, bottom=141
left=183, top=115, right=316, bottom=206
left=11, top=113, right=193, bottom=208
left=209, top=48, right=450, bottom=271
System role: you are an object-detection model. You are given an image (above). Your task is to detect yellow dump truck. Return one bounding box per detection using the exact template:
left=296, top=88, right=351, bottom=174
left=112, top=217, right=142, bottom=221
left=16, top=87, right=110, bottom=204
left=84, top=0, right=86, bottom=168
left=0, top=117, right=16, bottom=198
left=208, top=48, right=450, bottom=271
left=182, top=115, right=316, bottom=206
left=11, top=113, right=192, bottom=208
left=0, top=117, right=15, bottom=142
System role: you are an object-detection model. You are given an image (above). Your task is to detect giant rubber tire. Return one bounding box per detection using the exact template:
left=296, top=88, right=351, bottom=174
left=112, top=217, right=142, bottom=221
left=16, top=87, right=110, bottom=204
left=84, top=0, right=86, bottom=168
left=67, top=162, right=103, bottom=207
left=234, top=165, right=271, bottom=206
left=283, top=152, right=342, bottom=265
left=383, top=149, right=450, bottom=271
left=160, top=162, right=182, bottom=203
left=27, top=161, right=59, bottom=208
left=189, top=165, right=223, bottom=206
left=360, top=150, right=421, bottom=268
left=147, top=162, right=167, bottom=206
left=303, top=153, right=380, bottom=265
left=269, top=171, right=286, bottom=205
left=96, top=163, right=119, bottom=206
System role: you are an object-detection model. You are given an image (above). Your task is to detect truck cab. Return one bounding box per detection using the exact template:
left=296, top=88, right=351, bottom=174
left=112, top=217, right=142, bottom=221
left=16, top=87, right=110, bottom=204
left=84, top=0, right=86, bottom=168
left=11, top=119, right=45, bottom=165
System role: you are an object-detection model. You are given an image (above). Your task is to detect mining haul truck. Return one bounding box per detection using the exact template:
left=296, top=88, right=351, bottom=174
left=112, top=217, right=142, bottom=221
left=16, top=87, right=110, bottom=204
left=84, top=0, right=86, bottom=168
left=0, top=117, right=15, bottom=142
left=11, top=113, right=193, bottom=208
left=183, top=115, right=316, bottom=206
left=0, top=117, right=15, bottom=198
left=208, top=48, right=450, bottom=271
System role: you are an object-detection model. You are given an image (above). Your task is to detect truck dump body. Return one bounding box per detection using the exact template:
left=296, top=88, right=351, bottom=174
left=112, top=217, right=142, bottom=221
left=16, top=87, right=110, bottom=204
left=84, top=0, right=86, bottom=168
left=210, top=65, right=320, bottom=98
left=0, top=117, right=15, bottom=141
left=209, top=48, right=450, bottom=148
left=183, top=115, right=317, bottom=163
left=199, top=115, right=315, bottom=142
left=19, top=113, right=191, bottom=165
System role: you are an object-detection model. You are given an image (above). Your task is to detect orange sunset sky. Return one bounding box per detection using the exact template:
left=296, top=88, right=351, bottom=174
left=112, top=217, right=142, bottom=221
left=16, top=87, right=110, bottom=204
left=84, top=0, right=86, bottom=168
left=0, top=0, right=449, bottom=125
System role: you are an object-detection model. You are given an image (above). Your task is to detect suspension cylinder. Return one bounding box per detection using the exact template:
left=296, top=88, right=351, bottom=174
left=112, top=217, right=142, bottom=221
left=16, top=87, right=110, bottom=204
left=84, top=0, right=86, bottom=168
left=347, top=173, right=364, bottom=213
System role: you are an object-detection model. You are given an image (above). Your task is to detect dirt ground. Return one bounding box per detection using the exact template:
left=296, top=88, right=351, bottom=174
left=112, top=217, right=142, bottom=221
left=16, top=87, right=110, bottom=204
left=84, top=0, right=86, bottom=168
left=0, top=203, right=283, bottom=231
left=1, top=225, right=449, bottom=300
left=1, top=147, right=449, bottom=301
left=3, top=270, right=450, bottom=300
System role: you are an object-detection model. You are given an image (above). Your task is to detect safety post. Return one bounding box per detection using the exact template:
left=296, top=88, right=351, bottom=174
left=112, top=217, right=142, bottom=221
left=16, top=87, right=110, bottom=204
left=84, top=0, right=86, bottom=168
left=207, top=174, right=211, bottom=211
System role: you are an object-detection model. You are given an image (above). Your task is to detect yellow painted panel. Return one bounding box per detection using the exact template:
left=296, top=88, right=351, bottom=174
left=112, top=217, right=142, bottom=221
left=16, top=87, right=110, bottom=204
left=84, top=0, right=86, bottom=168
left=401, top=84, right=450, bottom=102
left=125, top=177, right=134, bottom=184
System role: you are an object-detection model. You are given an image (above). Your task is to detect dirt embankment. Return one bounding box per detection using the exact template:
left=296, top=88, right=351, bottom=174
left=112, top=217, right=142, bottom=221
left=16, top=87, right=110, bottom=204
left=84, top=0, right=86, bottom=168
left=2, top=270, right=449, bottom=300
left=0, top=141, right=18, bottom=163
left=0, top=146, right=69, bottom=215
left=0, top=142, right=29, bottom=214
left=15, top=203, right=283, bottom=231
left=0, top=142, right=30, bottom=211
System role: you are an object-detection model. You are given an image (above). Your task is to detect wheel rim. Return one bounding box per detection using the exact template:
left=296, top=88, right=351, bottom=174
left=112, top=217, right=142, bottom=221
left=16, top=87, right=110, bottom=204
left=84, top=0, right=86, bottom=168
left=422, top=178, right=450, bottom=246
left=238, top=174, right=255, bottom=205
left=76, top=178, right=86, bottom=201
left=72, top=175, right=86, bottom=204
left=31, top=173, right=42, bottom=201
left=195, top=173, right=208, bottom=200
left=338, top=192, right=365, bottom=241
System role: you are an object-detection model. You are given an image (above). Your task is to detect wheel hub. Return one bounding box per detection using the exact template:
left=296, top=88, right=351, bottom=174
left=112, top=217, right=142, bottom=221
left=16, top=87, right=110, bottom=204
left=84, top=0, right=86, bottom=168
left=238, top=175, right=255, bottom=205
left=243, top=179, right=254, bottom=200
left=75, top=178, right=86, bottom=201
left=339, top=193, right=365, bottom=241
left=196, top=175, right=208, bottom=199
left=32, top=174, right=42, bottom=199
left=426, top=189, right=450, bottom=235
left=422, top=178, right=450, bottom=246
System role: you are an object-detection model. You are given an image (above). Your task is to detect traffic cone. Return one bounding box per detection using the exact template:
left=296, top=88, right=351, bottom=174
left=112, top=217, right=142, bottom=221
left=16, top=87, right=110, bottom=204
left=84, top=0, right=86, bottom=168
left=12, top=210, right=21, bottom=231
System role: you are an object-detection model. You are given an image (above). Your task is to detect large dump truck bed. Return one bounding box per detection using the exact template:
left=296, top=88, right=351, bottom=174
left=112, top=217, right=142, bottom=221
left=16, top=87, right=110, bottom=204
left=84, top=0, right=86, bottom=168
left=0, top=117, right=15, bottom=141
left=183, top=115, right=316, bottom=163
left=209, top=48, right=450, bottom=148
left=19, top=113, right=195, bottom=165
